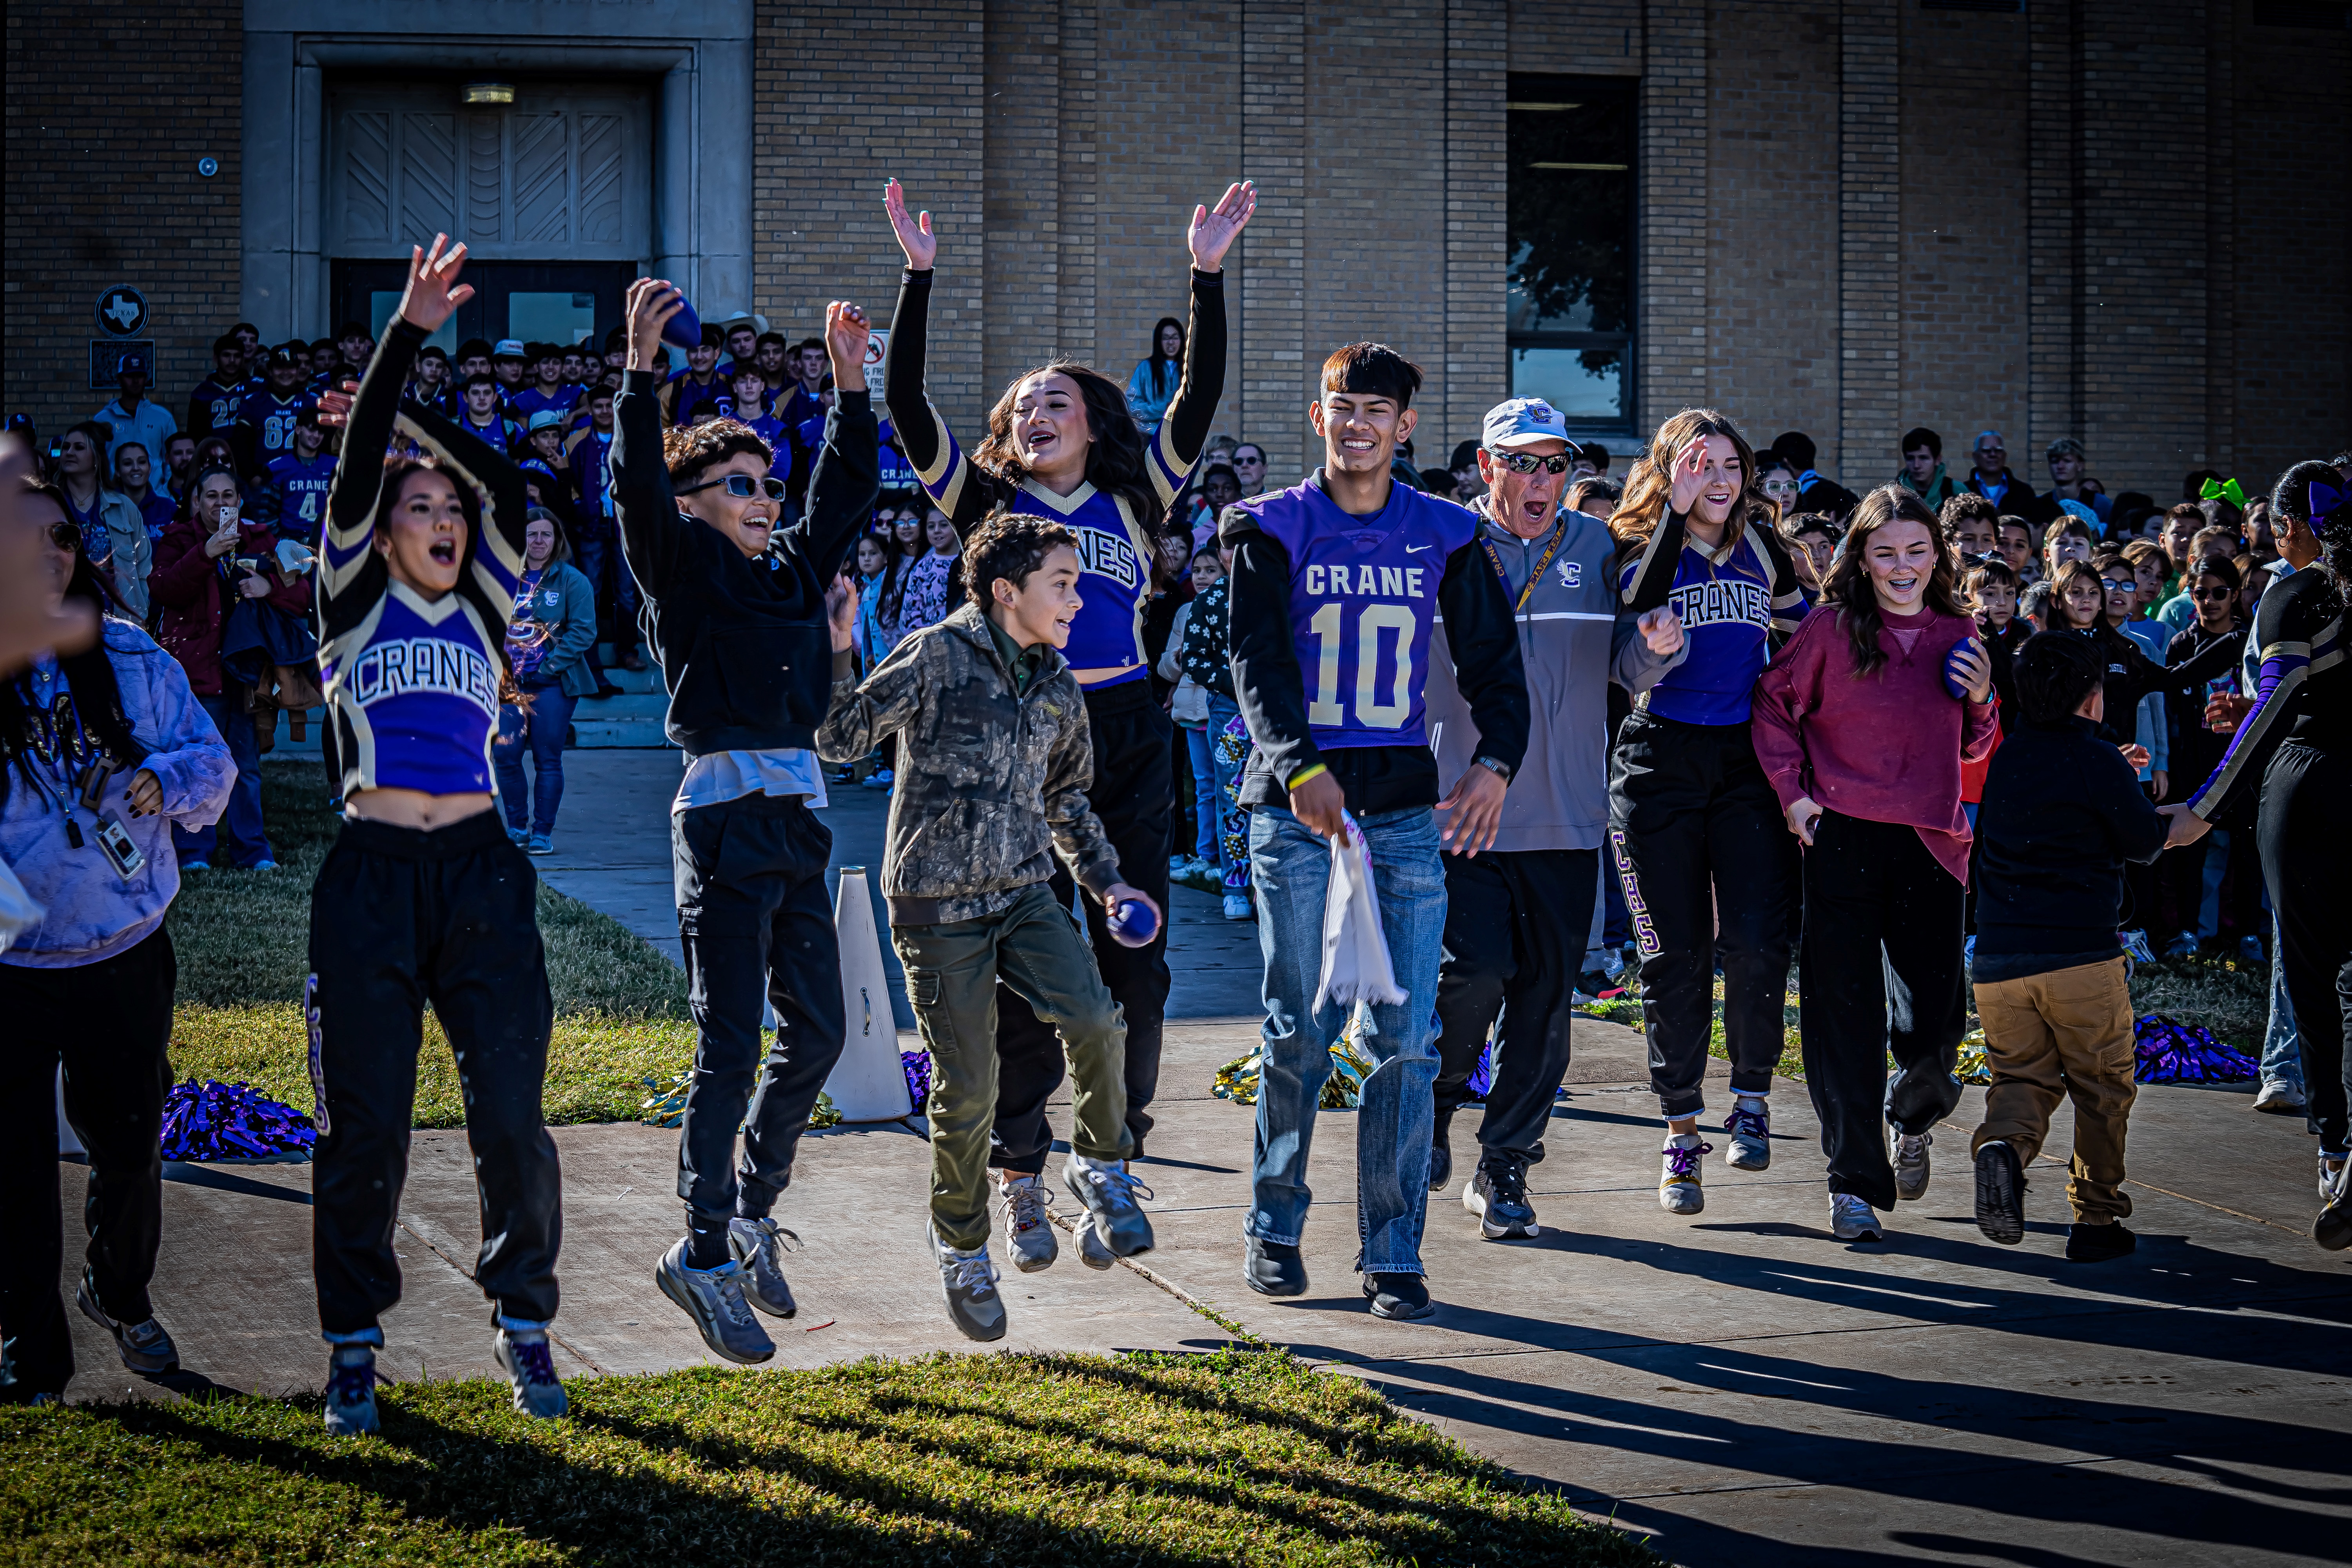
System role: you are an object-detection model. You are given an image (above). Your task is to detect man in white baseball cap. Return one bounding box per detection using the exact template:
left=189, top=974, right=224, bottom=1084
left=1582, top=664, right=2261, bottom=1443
left=1424, top=395, right=1687, bottom=1239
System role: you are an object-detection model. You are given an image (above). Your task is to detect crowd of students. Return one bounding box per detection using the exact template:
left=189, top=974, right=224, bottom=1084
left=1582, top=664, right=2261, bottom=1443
left=8, top=189, right=2352, bottom=1423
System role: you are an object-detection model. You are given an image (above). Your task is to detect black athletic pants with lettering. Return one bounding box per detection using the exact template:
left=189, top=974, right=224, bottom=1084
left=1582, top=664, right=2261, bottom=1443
left=1432, top=848, right=1600, bottom=1165
left=1799, top=812, right=1967, bottom=1211
left=309, top=813, right=561, bottom=1334
left=2262, top=739, right=2352, bottom=1153
left=1607, top=711, right=1798, bottom=1121
left=0, top=927, right=176, bottom=1398
left=991, top=680, right=1172, bottom=1170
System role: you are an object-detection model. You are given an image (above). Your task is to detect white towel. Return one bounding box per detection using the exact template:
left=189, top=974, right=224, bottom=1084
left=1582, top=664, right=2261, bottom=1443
left=1312, top=813, right=1408, bottom=1013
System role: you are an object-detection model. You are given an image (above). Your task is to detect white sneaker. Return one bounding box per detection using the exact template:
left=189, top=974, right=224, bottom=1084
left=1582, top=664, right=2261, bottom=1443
left=1222, top=893, right=1252, bottom=921
left=2319, top=1154, right=2346, bottom=1203
left=1830, top=1192, right=1883, bottom=1240
left=2256, top=1080, right=2308, bottom=1115
left=1001, top=1174, right=1058, bottom=1274
left=1893, top=1129, right=1933, bottom=1201
left=1658, top=1135, right=1710, bottom=1216
left=1724, top=1097, right=1770, bottom=1171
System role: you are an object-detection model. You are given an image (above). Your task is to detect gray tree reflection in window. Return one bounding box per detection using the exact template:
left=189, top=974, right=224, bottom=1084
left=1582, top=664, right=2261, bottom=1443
left=1508, top=77, right=1635, bottom=420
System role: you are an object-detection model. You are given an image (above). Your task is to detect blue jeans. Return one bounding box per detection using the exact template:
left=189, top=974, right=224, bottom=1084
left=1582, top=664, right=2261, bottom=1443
left=1245, top=804, right=1446, bottom=1276
left=1183, top=724, right=1219, bottom=863
left=2265, top=913, right=2305, bottom=1094
left=172, top=690, right=270, bottom=867
left=495, top=682, right=576, bottom=836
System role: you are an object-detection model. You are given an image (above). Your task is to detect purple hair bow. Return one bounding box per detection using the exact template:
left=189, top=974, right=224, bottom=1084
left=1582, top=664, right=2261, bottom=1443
left=2311, top=479, right=2346, bottom=527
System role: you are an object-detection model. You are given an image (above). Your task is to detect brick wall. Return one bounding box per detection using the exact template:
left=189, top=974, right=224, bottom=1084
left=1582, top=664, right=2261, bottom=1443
left=4, top=0, right=242, bottom=443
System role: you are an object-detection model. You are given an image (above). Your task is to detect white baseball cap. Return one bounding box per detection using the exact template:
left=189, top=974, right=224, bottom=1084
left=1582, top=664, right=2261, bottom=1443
left=1481, top=397, right=1570, bottom=451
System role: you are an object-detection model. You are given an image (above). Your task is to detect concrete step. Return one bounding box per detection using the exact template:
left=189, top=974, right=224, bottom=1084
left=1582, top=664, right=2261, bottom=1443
left=592, top=650, right=662, bottom=693
left=570, top=714, right=675, bottom=749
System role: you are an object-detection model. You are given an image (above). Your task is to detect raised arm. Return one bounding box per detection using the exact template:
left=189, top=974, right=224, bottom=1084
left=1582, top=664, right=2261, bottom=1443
left=790, top=299, right=882, bottom=581
left=1149, top=182, right=1252, bottom=486
left=324, top=237, right=470, bottom=537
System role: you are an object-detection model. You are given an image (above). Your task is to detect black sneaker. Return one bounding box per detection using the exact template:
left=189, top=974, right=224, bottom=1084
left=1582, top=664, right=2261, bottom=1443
left=1429, top=1110, right=1455, bottom=1193
left=1362, top=1272, right=1435, bottom=1321
left=1974, top=1140, right=2026, bottom=1245
left=74, top=1270, right=178, bottom=1374
left=1243, top=1235, right=1307, bottom=1297
left=1463, top=1157, right=1539, bottom=1239
left=2065, top=1221, right=2136, bottom=1262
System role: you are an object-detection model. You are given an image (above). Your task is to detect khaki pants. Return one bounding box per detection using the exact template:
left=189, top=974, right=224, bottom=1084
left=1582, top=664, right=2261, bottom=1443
left=892, top=884, right=1129, bottom=1252
left=1970, top=957, right=2136, bottom=1225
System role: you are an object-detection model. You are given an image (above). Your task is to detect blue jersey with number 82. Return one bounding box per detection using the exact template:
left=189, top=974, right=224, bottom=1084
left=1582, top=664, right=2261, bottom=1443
left=1235, top=475, right=1480, bottom=752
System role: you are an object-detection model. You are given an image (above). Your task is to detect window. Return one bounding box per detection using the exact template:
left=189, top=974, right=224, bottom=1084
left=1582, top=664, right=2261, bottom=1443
left=1507, top=75, right=1635, bottom=431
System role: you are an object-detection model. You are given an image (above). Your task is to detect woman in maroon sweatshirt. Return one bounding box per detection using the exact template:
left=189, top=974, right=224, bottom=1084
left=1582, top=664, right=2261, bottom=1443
left=1752, top=485, right=2000, bottom=1242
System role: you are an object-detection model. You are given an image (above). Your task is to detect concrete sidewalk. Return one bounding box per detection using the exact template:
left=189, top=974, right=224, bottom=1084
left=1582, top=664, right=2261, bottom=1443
left=57, top=744, right=2352, bottom=1565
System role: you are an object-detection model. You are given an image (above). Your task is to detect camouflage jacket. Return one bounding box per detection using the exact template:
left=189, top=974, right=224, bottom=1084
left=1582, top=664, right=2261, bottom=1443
left=816, top=602, right=1121, bottom=925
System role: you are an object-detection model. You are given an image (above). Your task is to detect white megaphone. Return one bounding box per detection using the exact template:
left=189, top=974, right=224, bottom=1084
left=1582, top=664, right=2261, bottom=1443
left=822, top=866, right=914, bottom=1121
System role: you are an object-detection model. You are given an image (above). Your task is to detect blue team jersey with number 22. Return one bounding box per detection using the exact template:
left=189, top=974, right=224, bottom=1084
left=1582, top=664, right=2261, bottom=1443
left=1234, top=475, right=1480, bottom=751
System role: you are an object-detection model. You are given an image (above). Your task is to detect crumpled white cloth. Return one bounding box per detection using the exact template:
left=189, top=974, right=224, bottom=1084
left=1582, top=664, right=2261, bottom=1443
left=1312, top=813, right=1408, bottom=1014
left=0, top=858, right=41, bottom=955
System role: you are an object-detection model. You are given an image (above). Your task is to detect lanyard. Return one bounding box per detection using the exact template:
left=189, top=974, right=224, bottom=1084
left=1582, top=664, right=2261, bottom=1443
left=1479, top=516, right=1569, bottom=615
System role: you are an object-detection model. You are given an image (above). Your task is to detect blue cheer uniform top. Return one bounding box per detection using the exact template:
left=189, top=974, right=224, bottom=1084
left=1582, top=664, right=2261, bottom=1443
left=1614, top=511, right=1807, bottom=726
left=883, top=263, right=1229, bottom=690
left=318, top=318, right=533, bottom=800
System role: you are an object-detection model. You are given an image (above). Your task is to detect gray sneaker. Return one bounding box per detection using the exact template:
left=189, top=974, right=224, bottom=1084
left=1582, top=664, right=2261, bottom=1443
left=74, top=1271, right=178, bottom=1374
left=1074, top=1212, right=1118, bottom=1271
left=492, top=1328, right=569, bottom=1419
left=655, top=1239, right=776, bottom=1364
left=1063, top=1155, right=1154, bottom=1256
left=1001, top=1176, right=1059, bottom=1274
left=1893, top=1130, right=1933, bottom=1201
left=929, top=1223, right=1008, bottom=1342
left=1830, top=1192, right=1884, bottom=1241
left=322, top=1344, right=382, bottom=1437
left=726, top=1216, right=801, bottom=1318
left=1658, top=1137, right=1711, bottom=1216
left=1724, top=1100, right=1771, bottom=1171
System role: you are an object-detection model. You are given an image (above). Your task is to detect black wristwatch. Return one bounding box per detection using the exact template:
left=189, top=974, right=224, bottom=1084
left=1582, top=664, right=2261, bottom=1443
left=1473, top=756, right=1513, bottom=783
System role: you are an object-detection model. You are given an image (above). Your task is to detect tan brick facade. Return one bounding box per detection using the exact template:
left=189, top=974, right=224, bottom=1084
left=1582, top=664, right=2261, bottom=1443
left=5, top=0, right=243, bottom=443
left=7, top=1, right=2345, bottom=500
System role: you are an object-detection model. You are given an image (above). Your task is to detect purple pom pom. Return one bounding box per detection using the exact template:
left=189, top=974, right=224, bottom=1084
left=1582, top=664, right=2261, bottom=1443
left=2133, top=1014, right=2259, bottom=1083
left=900, top=1050, right=932, bottom=1113
left=160, top=1079, right=316, bottom=1162
left=1465, top=1042, right=1494, bottom=1102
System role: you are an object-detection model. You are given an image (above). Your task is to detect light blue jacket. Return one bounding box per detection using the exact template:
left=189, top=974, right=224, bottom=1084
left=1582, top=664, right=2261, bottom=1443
left=0, top=620, right=234, bottom=968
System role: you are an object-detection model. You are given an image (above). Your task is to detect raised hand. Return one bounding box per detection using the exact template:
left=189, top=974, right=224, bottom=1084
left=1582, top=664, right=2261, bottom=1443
left=883, top=179, right=937, bottom=271
left=824, top=300, right=872, bottom=392
left=826, top=571, right=857, bottom=652
left=625, top=278, right=686, bottom=373
left=1667, top=435, right=1710, bottom=517
left=317, top=380, right=359, bottom=431
left=397, top=235, right=474, bottom=334
left=1187, top=180, right=1258, bottom=274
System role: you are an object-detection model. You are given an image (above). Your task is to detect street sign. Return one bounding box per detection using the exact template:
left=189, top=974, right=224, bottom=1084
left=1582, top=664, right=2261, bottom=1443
left=90, top=339, right=154, bottom=391
left=865, top=328, right=888, bottom=367
left=96, top=286, right=148, bottom=337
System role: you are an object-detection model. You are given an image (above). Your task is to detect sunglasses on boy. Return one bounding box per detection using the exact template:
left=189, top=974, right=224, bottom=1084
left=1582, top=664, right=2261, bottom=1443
left=1486, top=449, right=1572, bottom=475
left=677, top=473, right=788, bottom=501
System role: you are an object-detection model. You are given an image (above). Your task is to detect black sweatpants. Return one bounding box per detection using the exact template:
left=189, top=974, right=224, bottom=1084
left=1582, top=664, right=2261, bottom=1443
left=0, top=927, right=176, bottom=1397
left=991, top=680, right=1172, bottom=1171
left=2261, top=740, right=2352, bottom=1153
left=673, top=791, right=845, bottom=1262
left=1798, top=812, right=1967, bottom=1210
left=1607, top=711, right=1798, bottom=1120
left=309, top=812, right=560, bottom=1334
left=1432, top=847, right=1600, bottom=1163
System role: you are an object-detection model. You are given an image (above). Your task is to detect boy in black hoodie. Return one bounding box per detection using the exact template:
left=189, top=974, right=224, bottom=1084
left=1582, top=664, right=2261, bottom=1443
left=612, top=279, right=879, bottom=1365
left=1969, top=632, right=2168, bottom=1262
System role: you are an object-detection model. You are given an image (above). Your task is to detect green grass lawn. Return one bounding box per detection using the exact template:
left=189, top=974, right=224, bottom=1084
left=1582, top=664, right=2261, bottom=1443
left=160, top=762, right=693, bottom=1127
left=1, top=1351, right=1661, bottom=1568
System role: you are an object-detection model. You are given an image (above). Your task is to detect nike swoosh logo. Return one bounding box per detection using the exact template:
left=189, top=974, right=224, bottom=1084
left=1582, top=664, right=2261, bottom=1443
left=1404, top=544, right=1431, bottom=554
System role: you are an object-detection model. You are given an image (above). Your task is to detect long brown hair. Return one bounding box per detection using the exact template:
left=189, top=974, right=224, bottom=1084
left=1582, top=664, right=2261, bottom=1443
left=1818, top=485, right=1967, bottom=677
left=973, top=362, right=1166, bottom=537
left=2047, top=558, right=2107, bottom=632
left=1610, top=408, right=1770, bottom=549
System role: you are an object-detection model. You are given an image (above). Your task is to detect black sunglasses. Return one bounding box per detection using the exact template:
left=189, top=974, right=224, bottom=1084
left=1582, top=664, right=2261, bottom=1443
left=2192, top=586, right=2236, bottom=600
left=1488, top=450, right=1572, bottom=475
left=678, top=473, right=787, bottom=501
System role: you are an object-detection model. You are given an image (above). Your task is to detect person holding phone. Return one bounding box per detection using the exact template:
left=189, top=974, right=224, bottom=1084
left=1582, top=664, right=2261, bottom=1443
left=0, top=482, right=232, bottom=1406
left=148, top=465, right=309, bottom=871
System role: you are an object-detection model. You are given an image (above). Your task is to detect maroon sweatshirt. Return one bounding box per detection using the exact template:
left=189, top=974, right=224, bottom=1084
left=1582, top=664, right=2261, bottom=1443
left=1750, top=602, right=2000, bottom=886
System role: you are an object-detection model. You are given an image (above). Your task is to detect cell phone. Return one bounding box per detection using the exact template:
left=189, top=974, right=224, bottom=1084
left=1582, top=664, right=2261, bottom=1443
left=94, top=814, right=147, bottom=881
left=216, top=505, right=237, bottom=532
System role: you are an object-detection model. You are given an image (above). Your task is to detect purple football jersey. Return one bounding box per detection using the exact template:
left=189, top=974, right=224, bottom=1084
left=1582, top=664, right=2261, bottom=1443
left=1234, top=476, right=1479, bottom=751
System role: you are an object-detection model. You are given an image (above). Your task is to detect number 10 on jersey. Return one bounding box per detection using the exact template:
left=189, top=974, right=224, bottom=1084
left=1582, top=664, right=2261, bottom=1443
left=1303, top=602, right=1417, bottom=730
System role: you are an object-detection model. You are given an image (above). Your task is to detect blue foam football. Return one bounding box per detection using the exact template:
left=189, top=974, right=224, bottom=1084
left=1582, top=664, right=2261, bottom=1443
left=659, top=292, right=705, bottom=352
left=1107, top=898, right=1159, bottom=948
left=1943, top=635, right=1982, bottom=702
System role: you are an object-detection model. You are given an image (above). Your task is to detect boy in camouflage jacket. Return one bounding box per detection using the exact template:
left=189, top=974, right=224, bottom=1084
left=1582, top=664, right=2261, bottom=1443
left=817, top=512, right=1160, bottom=1341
